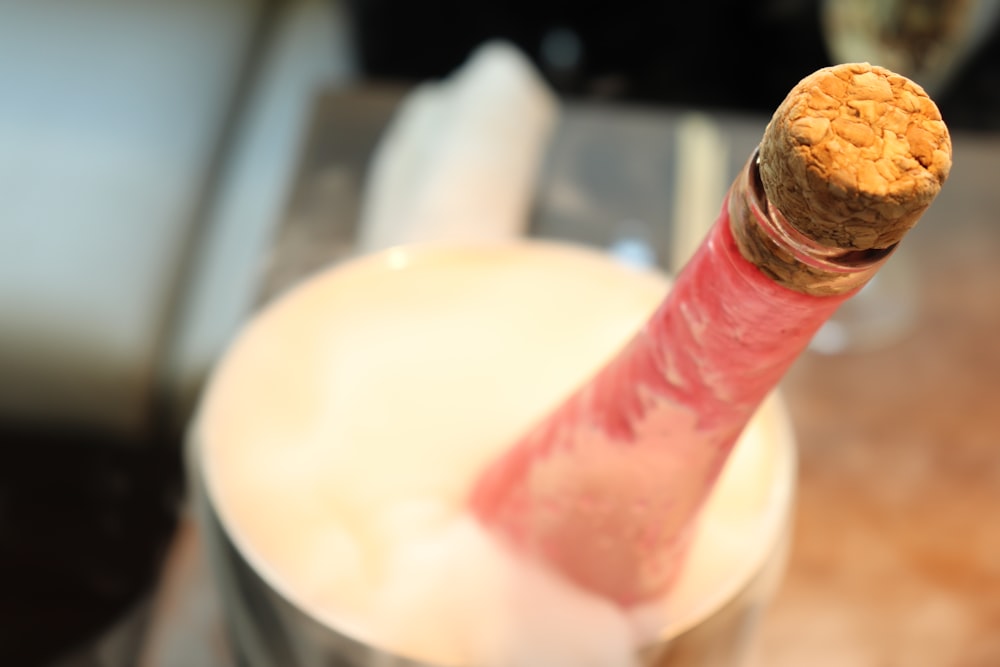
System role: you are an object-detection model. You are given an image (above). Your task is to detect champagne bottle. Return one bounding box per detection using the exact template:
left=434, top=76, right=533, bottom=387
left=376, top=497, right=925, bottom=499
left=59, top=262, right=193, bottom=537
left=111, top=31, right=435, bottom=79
left=469, top=63, right=952, bottom=605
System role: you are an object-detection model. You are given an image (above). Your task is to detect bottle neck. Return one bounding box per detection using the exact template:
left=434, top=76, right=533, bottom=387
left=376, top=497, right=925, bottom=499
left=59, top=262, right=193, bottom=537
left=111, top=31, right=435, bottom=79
left=729, top=149, right=896, bottom=297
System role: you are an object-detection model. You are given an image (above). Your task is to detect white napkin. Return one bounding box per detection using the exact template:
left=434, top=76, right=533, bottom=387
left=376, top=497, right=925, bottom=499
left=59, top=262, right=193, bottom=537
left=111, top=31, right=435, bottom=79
left=356, top=41, right=559, bottom=253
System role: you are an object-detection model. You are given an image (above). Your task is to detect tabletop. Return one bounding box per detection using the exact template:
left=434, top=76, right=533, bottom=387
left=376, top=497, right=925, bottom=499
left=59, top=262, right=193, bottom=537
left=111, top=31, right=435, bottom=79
left=142, top=85, right=1000, bottom=667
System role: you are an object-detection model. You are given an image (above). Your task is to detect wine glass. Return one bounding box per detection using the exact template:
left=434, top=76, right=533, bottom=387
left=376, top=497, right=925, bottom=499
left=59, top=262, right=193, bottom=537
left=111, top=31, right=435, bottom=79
left=812, top=0, right=999, bottom=353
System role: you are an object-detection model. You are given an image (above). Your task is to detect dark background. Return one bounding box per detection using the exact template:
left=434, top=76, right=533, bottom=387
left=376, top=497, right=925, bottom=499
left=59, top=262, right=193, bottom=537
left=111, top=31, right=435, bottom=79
left=348, top=0, right=1000, bottom=131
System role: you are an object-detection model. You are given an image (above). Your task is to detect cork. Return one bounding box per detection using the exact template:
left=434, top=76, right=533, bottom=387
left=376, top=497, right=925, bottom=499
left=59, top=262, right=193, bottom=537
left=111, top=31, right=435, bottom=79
left=758, top=63, right=951, bottom=252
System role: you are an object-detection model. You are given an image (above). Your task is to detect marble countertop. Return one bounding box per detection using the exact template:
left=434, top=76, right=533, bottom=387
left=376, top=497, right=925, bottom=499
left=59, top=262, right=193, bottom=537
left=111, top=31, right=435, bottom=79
left=143, top=86, right=1000, bottom=667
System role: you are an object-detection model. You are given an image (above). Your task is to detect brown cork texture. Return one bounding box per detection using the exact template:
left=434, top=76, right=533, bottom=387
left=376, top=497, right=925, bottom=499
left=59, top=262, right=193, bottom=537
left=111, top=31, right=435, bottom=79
left=729, top=181, right=850, bottom=296
left=759, top=63, right=952, bottom=251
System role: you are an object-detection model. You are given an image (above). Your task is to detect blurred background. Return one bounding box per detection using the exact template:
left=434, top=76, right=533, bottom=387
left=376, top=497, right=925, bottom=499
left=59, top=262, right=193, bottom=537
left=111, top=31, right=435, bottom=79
left=1, top=0, right=999, bottom=665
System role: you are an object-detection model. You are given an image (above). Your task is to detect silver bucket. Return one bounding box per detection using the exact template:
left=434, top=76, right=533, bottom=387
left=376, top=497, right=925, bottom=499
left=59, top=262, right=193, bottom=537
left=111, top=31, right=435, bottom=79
left=187, top=243, right=795, bottom=667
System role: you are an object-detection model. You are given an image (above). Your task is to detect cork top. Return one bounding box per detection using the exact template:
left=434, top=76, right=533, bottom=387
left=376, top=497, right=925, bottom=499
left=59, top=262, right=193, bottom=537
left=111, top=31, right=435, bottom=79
left=758, top=63, right=951, bottom=251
